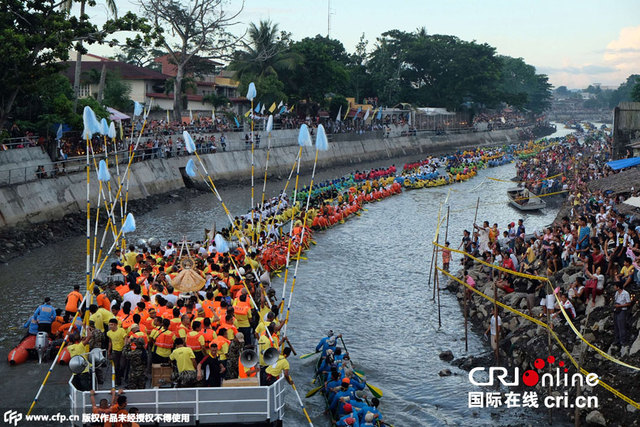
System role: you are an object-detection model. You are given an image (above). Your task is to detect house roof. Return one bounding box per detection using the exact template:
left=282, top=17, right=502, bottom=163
left=61, top=59, right=169, bottom=82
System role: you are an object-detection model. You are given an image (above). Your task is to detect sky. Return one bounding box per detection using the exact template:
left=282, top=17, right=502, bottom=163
left=88, top=0, right=640, bottom=90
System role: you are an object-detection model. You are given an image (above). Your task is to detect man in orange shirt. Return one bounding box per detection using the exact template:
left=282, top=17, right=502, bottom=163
left=65, top=285, right=83, bottom=317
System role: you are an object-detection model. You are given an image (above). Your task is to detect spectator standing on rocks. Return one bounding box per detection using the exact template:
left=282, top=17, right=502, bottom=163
left=613, top=282, right=632, bottom=349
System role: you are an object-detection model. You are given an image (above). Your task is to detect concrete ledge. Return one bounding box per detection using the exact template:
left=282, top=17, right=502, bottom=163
left=0, top=129, right=523, bottom=227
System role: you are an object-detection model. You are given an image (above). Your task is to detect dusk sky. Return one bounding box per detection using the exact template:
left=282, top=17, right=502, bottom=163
left=93, top=0, right=640, bottom=89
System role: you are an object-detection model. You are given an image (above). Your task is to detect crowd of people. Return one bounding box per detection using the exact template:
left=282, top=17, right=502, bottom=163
left=458, top=127, right=638, bottom=354
left=314, top=332, right=383, bottom=426
left=23, top=158, right=408, bottom=397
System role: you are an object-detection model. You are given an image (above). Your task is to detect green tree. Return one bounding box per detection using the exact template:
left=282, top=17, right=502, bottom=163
left=113, top=44, right=164, bottom=71
left=555, top=86, right=570, bottom=96
left=368, top=30, right=411, bottom=105
left=62, top=0, right=118, bottom=110
left=285, top=35, right=350, bottom=103
left=400, top=33, right=502, bottom=109
left=632, top=81, right=640, bottom=102
left=203, top=93, right=230, bottom=108
left=229, top=20, right=300, bottom=80
left=497, top=56, right=552, bottom=114
left=327, top=94, right=349, bottom=119
left=102, top=74, right=132, bottom=111
left=346, top=33, right=374, bottom=103
left=609, top=74, right=640, bottom=108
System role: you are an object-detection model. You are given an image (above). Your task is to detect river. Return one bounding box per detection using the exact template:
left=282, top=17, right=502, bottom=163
left=0, top=125, right=576, bottom=425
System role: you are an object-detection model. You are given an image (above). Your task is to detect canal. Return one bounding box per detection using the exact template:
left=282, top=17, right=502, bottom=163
left=0, top=125, right=575, bottom=425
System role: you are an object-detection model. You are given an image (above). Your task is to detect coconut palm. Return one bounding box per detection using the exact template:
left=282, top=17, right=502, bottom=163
left=61, top=0, right=118, bottom=110
left=229, top=20, right=300, bottom=80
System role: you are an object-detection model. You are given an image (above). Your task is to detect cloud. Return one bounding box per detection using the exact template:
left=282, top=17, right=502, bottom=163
left=539, top=64, right=616, bottom=75
left=544, top=25, right=640, bottom=88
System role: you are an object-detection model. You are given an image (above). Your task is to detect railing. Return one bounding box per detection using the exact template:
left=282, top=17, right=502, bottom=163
left=69, top=377, right=285, bottom=426
left=0, top=136, right=42, bottom=150
left=0, top=124, right=534, bottom=187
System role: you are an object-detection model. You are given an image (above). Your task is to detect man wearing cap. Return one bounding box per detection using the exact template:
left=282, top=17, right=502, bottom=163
left=123, top=336, right=147, bottom=389
left=358, top=398, right=382, bottom=425
left=34, top=297, right=56, bottom=336
left=316, top=330, right=334, bottom=353
left=225, top=332, right=245, bottom=379
left=330, top=378, right=356, bottom=414
left=335, top=403, right=359, bottom=426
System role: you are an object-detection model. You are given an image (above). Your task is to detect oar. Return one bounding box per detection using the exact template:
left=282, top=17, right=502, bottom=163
left=290, top=380, right=314, bottom=426
left=306, top=384, right=323, bottom=398
left=339, top=336, right=383, bottom=398
left=354, top=371, right=383, bottom=398
left=300, top=351, right=320, bottom=360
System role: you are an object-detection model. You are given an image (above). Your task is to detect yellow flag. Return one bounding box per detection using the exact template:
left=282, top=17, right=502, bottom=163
left=244, top=109, right=251, bottom=117
left=268, top=102, right=276, bottom=113
left=343, top=106, right=350, bottom=120
left=289, top=104, right=295, bottom=112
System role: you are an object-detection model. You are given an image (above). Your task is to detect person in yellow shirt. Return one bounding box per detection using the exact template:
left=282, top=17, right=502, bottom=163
left=107, top=319, right=127, bottom=386
left=233, top=293, right=253, bottom=345
left=68, top=333, right=91, bottom=391
left=97, top=306, right=116, bottom=331
left=124, top=245, right=138, bottom=268
left=170, top=338, right=197, bottom=387
left=152, top=319, right=175, bottom=363
left=264, top=347, right=292, bottom=386
left=617, top=257, right=635, bottom=288
left=89, top=305, right=104, bottom=332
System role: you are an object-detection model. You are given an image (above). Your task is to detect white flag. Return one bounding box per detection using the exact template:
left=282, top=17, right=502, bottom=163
left=261, top=104, right=265, bottom=114
left=189, top=110, right=193, bottom=122
left=336, top=106, right=342, bottom=122
left=277, top=100, right=283, bottom=108
left=363, top=108, right=370, bottom=122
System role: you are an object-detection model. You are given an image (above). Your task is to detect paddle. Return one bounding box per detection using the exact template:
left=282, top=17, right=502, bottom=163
left=306, top=384, right=323, bottom=398
left=339, top=336, right=384, bottom=399
left=300, top=351, right=320, bottom=360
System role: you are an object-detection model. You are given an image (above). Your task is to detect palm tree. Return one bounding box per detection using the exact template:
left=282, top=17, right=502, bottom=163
left=229, top=20, right=300, bottom=81
left=62, top=0, right=117, bottom=111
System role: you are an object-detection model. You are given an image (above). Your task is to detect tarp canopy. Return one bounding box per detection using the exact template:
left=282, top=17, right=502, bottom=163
left=623, top=196, right=640, bottom=208
left=417, top=107, right=455, bottom=116
left=606, top=157, right=640, bottom=171
left=107, top=107, right=130, bottom=122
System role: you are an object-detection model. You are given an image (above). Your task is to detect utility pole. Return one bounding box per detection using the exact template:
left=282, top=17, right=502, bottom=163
left=327, top=0, right=331, bottom=38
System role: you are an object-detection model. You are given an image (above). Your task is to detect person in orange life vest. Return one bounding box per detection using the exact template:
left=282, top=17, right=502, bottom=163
left=176, top=314, right=192, bottom=340
left=186, top=320, right=206, bottom=363
left=220, top=312, right=238, bottom=339
left=166, top=307, right=180, bottom=333
left=200, top=318, right=217, bottom=348
left=152, top=318, right=175, bottom=364
left=94, top=285, right=111, bottom=311
left=234, top=292, right=253, bottom=346
left=119, top=302, right=136, bottom=330
left=442, top=241, right=452, bottom=272
left=128, top=323, right=149, bottom=348
left=65, top=285, right=83, bottom=317
left=50, top=310, right=65, bottom=337
left=148, top=316, right=163, bottom=347
left=115, top=280, right=130, bottom=297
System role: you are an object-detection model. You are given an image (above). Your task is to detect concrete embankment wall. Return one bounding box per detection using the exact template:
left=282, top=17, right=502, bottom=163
left=0, top=129, right=522, bottom=227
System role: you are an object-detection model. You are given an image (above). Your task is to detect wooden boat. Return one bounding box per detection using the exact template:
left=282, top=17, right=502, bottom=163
left=507, top=187, right=546, bottom=211
left=311, top=336, right=384, bottom=426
